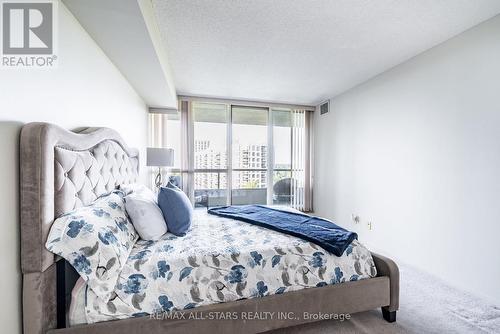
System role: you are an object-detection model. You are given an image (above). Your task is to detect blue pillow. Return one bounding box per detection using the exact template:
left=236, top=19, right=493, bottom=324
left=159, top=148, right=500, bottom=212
left=157, top=183, right=193, bottom=236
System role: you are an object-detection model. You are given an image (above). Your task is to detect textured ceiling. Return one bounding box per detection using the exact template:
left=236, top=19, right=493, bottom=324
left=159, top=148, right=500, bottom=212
left=153, top=0, right=500, bottom=105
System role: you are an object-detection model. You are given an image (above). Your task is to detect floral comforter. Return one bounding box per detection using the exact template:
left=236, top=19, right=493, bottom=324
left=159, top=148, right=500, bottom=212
left=84, top=209, right=377, bottom=323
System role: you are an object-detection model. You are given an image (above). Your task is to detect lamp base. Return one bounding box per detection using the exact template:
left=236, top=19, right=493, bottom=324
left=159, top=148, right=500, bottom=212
left=154, top=167, right=162, bottom=188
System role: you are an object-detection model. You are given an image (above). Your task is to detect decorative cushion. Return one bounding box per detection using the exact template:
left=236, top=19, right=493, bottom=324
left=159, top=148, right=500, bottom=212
left=157, top=183, right=193, bottom=236
left=45, top=191, right=138, bottom=302
left=125, top=189, right=167, bottom=241
left=119, top=183, right=157, bottom=203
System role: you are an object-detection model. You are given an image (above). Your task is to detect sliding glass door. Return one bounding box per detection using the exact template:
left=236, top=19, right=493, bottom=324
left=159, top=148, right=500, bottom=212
left=150, top=100, right=310, bottom=209
left=192, top=102, right=228, bottom=207
left=231, top=106, right=268, bottom=205
left=191, top=103, right=297, bottom=207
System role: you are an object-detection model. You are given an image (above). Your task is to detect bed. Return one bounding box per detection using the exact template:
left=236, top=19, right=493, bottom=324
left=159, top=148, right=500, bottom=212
left=20, top=122, right=399, bottom=334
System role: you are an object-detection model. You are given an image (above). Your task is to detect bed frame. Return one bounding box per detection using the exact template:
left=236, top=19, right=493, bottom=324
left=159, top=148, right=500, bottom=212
left=20, top=122, right=399, bottom=334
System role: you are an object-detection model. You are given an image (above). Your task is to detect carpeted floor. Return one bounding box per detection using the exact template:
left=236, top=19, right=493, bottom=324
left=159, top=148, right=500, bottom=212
left=267, top=263, right=500, bottom=334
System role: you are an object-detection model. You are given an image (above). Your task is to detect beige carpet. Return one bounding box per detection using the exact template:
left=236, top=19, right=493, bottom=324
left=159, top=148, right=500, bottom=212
left=267, top=263, right=500, bottom=334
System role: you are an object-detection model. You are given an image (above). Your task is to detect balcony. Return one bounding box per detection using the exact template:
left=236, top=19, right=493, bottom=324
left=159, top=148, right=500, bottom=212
left=194, top=178, right=294, bottom=208
left=169, top=173, right=295, bottom=208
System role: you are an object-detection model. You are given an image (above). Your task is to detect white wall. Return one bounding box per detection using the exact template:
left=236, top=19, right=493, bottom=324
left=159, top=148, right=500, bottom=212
left=314, top=15, right=500, bottom=305
left=0, top=3, right=148, bottom=333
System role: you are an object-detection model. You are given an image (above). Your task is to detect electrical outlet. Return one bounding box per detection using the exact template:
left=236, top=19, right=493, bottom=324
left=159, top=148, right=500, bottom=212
left=367, top=221, right=373, bottom=231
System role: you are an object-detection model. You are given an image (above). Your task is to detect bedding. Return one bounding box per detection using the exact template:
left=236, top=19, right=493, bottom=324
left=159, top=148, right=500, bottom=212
left=46, top=191, right=138, bottom=302
left=208, top=205, right=357, bottom=256
left=77, top=209, right=376, bottom=324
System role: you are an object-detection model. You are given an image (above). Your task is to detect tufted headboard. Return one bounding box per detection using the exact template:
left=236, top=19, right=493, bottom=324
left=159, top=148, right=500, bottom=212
left=20, top=122, right=140, bottom=334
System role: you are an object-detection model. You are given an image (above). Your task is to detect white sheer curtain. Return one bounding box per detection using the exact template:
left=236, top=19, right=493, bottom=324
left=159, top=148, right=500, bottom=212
left=149, top=102, right=195, bottom=203
left=148, top=113, right=169, bottom=189
left=179, top=100, right=195, bottom=203
left=291, top=109, right=313, bottom=212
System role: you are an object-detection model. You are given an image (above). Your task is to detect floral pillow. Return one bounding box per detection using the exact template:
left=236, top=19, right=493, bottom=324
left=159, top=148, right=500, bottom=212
left=46, top=191, right=138, bottom=302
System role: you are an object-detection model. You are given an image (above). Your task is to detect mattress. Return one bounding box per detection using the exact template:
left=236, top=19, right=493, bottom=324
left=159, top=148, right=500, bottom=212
left=69, top=208, right=377, bottom=326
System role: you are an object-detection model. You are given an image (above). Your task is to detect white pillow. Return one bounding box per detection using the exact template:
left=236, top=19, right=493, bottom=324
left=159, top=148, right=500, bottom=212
left=125, top=191, right=167, bottom=241
left=120, top=183, right=157, bottom=203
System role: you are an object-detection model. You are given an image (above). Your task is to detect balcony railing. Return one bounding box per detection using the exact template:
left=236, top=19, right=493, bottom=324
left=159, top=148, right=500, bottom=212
left=195, top=188, right=260, bottom=207
left=169, top=170, right=295, bottom=208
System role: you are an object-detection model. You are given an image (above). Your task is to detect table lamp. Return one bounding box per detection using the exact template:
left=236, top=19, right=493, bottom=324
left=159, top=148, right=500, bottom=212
left=146, top=147, right=174, bottom=188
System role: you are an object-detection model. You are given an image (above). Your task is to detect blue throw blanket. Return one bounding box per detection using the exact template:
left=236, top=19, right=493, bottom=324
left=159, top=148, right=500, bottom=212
left=208, top=205, right=357, bottom=256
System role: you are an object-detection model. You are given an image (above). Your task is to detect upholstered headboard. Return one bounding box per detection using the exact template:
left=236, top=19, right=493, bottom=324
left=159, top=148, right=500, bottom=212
left=20, top=122, right=140, bottom=334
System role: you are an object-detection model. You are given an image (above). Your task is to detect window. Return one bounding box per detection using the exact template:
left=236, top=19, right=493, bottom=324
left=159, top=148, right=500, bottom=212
left=149, top=100, right=312, bottom=211
left=231, top=106, right=268, bottom=205
left=192, top=102, right=228, bottom=207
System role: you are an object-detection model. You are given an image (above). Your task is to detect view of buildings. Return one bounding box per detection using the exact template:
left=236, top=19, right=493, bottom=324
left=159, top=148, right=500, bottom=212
left=194, top=139, right=268, bottom=190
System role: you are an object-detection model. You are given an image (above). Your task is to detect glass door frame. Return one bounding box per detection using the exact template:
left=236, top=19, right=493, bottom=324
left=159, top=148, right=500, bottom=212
left=191, top=102, right=229, bottom=207
left=227, top=104, right=272, bottom=206
left=190, top=102, right=294, bottom=206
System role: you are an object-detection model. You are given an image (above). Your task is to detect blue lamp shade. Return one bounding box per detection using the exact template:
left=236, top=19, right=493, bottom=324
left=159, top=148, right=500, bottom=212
left=146, top=148, right=174, bottom=167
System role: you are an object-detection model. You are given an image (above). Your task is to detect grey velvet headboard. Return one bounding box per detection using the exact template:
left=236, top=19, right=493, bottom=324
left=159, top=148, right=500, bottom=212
left=20, top=122, right=140, bottom=334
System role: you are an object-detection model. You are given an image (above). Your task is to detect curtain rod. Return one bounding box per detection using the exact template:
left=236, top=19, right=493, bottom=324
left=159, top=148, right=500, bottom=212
left=178, top=95, right=316, bottom=111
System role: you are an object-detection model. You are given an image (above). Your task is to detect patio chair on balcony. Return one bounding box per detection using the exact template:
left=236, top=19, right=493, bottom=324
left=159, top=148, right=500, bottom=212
left=273, top=178, right=293, bottom=204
